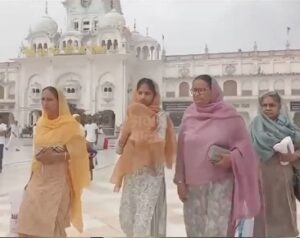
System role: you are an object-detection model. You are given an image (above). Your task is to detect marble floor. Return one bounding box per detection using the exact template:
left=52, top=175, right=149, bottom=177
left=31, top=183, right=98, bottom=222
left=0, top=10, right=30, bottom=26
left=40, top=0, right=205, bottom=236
left=0, top=142, right=186, bottom=237
left=1, top=142, right=300, bottom=237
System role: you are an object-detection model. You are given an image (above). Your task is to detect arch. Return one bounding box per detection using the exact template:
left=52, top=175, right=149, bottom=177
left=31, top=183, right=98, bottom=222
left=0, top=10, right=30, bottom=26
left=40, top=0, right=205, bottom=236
left=29, top=110, right=42, bottom=126
left=101, top=40, right=106, bottom=47
left=223, top=80, right=237, bottom=96
left=67, top=39, right=73, bottom=46
left=274, top=79, right=285, bottom=95
left=43, top=43, right=48, bottom=49
left=33, top=44, right=37, bottom=52
left=142, top=46, right=149, bottom=60
left=107, top=40, right=112, bottom=50
left=179, top=82, right=189, bottom=97
left=74, top=40, right=79, bottom=48
left=150, top=46, right=155, bottom=60
left=96, top=73, right=115, bottom=107
left=169, top=112, right=184, bottom=127
left=113, top=39, right=118, bottom=49
left=291, top=79, right=300, bottom=95
left=37, top=43, right=42, bottom=49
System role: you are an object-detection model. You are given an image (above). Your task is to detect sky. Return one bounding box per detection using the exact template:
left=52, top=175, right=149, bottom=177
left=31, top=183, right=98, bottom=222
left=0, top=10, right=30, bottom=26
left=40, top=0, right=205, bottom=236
left=0, top=0, right=299, bottom=61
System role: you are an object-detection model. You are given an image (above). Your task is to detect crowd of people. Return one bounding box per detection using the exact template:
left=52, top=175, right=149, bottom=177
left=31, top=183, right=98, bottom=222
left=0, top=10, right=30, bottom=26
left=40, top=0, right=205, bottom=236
left=9, top=74, right=300, bottom=237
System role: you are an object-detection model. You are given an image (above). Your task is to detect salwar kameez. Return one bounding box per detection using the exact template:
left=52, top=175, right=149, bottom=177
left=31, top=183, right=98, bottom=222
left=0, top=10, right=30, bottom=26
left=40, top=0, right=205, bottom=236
left=18, top=161, right=71, bottom=237
left=120, top=166, right=167, bottom=237
left=183, top=178, right=233, bottom=237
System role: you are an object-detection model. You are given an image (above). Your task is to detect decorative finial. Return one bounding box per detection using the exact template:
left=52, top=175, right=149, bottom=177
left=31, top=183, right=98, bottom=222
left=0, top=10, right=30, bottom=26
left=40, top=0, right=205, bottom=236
left=253, top=41, right=257, bottom=51
left=205, top=44, right=208, bottom=54
left=162, top=34, right=166, bottom=56
left=45, top=0, right=48, bottom=15
left=146, top=27, right=149, bottom=36
left=134, top=19, right=136, bottom=31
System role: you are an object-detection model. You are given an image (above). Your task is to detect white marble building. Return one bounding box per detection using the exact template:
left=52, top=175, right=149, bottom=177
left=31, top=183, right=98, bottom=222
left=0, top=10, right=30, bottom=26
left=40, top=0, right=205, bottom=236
left=0, top=0, right=299, bottom=133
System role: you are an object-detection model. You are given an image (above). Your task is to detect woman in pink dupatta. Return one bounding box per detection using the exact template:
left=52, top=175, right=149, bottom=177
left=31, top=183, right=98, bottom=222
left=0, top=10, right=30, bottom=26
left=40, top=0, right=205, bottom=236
left=174, top=75, right=260, bottom=237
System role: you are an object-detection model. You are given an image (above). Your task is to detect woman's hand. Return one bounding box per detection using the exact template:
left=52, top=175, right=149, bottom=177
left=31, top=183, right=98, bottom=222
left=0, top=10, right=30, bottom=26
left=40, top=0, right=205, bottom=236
left=36, top=147, right=66, bottom=164
left=213, top=153, right=232, bottom=170
left=279, top=152, right=298, bottom=163
left=177, top=183, right=188, bottom=202
left=113, top=185, right=120, bottom=193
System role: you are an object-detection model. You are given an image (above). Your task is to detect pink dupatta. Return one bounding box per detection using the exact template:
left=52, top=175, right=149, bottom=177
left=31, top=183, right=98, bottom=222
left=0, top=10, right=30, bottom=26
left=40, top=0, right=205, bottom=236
left=176, top=78, right=260, bottom=234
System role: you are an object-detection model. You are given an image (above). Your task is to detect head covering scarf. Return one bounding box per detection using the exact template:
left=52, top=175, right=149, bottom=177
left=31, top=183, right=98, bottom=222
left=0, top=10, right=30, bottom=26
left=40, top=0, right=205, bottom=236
left=250, top=91, right=300, bottom=161
left=32, top=88, right=90, bottom=233
left=177, top=77, right=260, bottom=234
left=111, top=82, right=177, bottom=189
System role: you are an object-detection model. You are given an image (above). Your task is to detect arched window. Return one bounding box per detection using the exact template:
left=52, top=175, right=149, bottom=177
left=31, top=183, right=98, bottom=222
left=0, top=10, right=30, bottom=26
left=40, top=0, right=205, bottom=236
left=101, top=40, right=106, bottom=47
left=179, top=82, right=189, bottom=97
left=67, top=39, right=72, bottom=46
left=74, top=40, right=79, bottom=48
left=38, top=43, right=43, bottom=49
left=223, top=80, right=237, bottom=96
left=43, top=43, right=48, bottom=49
left=142, top=46, right=149, bottom=60
left=107, top=40, right=112, bottom=50
left=113, top=40, right=118, bottom=49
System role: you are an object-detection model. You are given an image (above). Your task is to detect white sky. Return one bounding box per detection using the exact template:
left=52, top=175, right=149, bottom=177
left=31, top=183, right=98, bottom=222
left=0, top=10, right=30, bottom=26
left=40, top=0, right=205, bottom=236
left=0, top=0, right=299, bottom=61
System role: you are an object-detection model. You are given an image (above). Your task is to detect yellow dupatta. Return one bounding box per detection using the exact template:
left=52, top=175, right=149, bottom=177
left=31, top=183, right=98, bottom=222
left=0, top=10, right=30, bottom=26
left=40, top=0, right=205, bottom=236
left=32, top=89, right=90, bottom=233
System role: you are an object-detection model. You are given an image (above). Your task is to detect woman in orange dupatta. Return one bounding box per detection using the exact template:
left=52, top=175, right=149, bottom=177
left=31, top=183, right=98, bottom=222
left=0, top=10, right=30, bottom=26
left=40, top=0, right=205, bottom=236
left=111, top=78, right=176, bottom=237
left=17, top=86, right=90, bottom=237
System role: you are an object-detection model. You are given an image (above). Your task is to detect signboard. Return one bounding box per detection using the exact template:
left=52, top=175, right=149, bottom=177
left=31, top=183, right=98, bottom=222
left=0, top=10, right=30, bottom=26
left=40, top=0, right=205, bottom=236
left=290, top=101, right=300, bottom=112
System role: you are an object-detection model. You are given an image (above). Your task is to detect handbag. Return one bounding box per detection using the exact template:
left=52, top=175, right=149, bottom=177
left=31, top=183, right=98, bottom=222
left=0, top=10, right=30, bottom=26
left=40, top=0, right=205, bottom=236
left=208, top=145, right=230, bottom=163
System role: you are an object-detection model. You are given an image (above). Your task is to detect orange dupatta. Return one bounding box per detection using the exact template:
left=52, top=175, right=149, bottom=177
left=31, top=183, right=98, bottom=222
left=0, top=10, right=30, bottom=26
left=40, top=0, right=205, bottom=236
left=111, top=85, right=177, bottom=189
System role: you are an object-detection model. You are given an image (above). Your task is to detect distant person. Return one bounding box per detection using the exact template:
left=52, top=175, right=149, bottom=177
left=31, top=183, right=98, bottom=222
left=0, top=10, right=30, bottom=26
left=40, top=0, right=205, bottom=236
left=84, top=116, right=98, bottom=148
left=5, top=120, right=20, bottom=151
left=0, top=116, right=7, bottom=173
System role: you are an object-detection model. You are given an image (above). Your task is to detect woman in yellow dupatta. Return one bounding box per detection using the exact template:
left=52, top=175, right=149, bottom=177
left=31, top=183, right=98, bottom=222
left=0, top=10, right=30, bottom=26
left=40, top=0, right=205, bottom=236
left=111, top=78, right=176, bottom=237
left=18, top=86, right=90, bottom=237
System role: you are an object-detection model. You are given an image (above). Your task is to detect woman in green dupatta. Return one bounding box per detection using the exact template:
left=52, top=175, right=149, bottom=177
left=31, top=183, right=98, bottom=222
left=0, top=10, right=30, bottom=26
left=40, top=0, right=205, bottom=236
left=250, top=91, right=300, bottom=237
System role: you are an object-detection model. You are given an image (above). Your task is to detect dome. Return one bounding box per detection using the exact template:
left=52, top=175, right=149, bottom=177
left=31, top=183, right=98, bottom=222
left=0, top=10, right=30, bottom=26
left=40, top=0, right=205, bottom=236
left=32, top=15, right=58, bottom=35
left=99, top=9, right=126, bottom=29
left=131, top=31, right=158, bottom=45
